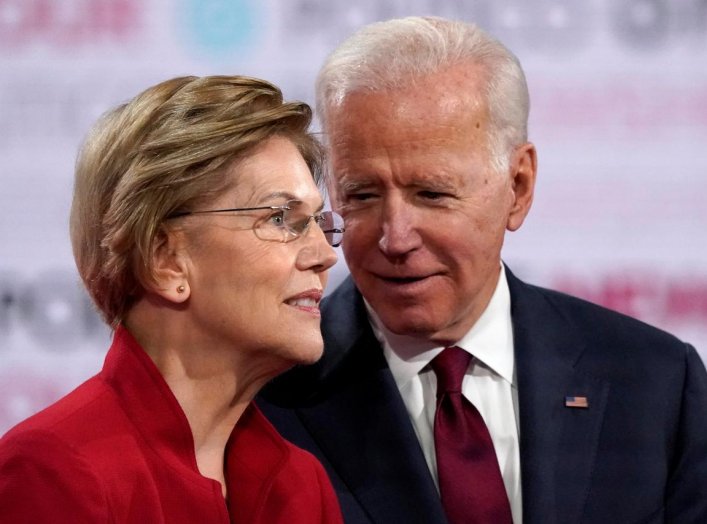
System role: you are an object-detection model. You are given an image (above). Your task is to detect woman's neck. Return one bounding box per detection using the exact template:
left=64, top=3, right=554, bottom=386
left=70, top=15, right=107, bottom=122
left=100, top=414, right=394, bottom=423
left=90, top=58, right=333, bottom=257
left=123, top=301, right=288, bottom=497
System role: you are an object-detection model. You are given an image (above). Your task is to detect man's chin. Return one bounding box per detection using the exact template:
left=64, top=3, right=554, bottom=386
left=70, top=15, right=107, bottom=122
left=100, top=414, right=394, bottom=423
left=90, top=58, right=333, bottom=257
left=376, top=309, right=442, bottom=338
left=371, top=303, right=466, bottom=346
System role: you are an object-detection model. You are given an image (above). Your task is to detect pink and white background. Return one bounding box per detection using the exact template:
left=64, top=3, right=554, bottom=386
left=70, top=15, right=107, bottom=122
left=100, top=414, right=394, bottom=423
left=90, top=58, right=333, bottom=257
left=1, top=0, right=706, bottom=434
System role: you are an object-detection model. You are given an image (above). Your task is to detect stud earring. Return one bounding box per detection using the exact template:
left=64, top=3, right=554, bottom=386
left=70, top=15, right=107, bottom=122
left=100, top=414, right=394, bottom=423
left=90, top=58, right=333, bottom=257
left=177, top=285, right=185, bottom=294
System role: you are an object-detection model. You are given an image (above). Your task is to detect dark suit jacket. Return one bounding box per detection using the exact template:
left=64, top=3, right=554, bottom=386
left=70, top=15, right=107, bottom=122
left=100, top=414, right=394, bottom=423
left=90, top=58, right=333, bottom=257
left=259, top=268, right=707, bottom=523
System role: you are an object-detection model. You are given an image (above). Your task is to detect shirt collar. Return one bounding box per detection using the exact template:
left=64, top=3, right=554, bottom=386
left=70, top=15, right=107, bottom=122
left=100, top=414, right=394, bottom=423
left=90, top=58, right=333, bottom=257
left=368, top=264, right=515, bottom=388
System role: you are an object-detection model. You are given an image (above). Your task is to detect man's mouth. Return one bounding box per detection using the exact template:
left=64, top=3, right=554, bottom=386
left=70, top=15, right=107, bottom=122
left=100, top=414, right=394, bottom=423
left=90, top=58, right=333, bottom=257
left=382, top=276, right=427, bottom=284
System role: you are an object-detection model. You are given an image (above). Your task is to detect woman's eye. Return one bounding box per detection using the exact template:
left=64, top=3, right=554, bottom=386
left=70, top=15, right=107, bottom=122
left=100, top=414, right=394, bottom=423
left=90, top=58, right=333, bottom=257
left=269, top=211, right=286, bottom=226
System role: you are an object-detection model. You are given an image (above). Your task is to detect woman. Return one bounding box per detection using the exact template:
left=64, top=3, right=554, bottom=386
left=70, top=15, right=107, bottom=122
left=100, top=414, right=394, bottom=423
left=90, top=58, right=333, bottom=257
left=0, top=75, right=345, bottom=523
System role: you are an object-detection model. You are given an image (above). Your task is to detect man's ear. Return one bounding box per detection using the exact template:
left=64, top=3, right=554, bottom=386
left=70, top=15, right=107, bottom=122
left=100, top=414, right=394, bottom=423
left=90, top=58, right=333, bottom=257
left=149, top=227, right=191, bottom=304
left=506, top=142, right=537, bottom=232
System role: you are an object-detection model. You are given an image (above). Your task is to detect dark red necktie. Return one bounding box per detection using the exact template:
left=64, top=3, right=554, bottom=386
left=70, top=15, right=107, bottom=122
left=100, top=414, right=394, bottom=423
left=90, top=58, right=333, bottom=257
left=431, top=346, right=513, bottom=524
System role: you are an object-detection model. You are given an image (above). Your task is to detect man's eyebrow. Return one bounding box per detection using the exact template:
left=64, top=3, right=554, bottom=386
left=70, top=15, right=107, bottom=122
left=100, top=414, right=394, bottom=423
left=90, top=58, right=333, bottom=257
left=338, top=173, right=460, bottom=192
left=337, top=179, right=379, bottom=192
left=410, top=175, right=459, bottom=192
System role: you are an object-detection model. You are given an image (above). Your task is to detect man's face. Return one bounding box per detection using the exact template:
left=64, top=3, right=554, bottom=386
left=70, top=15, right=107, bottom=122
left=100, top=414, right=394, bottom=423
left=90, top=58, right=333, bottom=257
left=326, top=67, right=535, bottom=345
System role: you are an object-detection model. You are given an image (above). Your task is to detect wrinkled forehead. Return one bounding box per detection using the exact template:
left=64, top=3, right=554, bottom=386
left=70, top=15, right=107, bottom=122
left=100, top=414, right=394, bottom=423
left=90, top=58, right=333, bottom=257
left=215, top=137, right=324, bottom=209
left=324, top=63, right=489, bottom=126
left=326, top=92, right=490, bottom=160
left=327, top=89, right=489, bottom=154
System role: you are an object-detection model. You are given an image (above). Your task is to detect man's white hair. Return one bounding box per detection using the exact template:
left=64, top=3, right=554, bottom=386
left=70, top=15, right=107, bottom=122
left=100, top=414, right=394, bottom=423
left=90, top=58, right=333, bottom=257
left=316, top=16, right=530, bottom=174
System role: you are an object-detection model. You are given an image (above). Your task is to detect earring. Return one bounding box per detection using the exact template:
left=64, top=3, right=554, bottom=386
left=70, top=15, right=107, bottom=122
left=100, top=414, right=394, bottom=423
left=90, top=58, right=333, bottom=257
left=177, top=285, right=185, bottom=294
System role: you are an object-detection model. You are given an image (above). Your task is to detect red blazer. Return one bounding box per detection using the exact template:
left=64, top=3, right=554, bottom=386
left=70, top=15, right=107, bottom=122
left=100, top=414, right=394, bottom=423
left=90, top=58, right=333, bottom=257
left=0, top=327, right=343, bottom=524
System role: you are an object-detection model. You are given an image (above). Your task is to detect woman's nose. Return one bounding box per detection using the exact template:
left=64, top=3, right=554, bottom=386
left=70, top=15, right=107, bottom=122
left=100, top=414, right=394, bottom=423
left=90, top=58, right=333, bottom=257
left=298, top=224, right=338, bottom=273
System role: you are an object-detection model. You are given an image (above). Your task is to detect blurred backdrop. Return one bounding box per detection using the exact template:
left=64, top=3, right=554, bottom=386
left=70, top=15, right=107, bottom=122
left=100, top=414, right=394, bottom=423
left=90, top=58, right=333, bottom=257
left=1, top=0, right=706, bottom=433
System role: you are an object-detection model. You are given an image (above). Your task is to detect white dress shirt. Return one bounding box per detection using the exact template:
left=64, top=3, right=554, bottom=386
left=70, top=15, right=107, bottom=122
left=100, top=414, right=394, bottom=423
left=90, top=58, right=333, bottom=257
left=367, top=265, right=522, bottom=523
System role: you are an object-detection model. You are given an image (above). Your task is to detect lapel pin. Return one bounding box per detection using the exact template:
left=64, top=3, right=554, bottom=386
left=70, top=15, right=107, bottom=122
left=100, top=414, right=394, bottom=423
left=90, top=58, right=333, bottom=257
left=565, top=396, right=589, bottom=409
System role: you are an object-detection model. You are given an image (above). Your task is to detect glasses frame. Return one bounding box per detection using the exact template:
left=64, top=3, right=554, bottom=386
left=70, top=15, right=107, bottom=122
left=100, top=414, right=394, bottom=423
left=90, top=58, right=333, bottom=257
left=167, top=202, right=345, bottom=247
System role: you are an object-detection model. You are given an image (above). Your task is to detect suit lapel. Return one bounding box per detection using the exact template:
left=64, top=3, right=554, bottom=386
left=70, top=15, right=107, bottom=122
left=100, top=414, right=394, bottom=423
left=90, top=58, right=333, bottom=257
left=507, top=268, right=609, bottom=524
left=273, top=270, right=611, bottom=523
left=295, top=278, right=447, bottom=524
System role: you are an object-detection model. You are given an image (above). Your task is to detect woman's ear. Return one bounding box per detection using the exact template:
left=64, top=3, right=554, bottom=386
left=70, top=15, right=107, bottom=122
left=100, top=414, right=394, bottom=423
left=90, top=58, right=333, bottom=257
left=506, top=142, right=537, bottom=232
left=149, top=227, right=191, bottom=303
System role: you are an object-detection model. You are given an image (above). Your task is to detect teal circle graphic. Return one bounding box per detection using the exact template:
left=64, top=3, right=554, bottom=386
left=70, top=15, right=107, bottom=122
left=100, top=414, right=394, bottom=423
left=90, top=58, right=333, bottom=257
left=183, top=0, right=259, bottom=53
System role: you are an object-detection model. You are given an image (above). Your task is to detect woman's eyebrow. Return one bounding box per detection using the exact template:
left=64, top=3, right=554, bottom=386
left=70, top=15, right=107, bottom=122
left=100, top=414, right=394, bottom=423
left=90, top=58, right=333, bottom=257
left=259, top=191, right=299, bottom=203
left=257, top=193, right=325, bottom=213
left=291, top=200, right=326, bottom=213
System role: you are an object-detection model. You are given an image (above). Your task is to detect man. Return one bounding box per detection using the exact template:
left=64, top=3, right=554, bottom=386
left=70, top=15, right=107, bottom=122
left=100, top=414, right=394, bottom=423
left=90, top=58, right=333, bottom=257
left=259, top=16, right=707, bottom=524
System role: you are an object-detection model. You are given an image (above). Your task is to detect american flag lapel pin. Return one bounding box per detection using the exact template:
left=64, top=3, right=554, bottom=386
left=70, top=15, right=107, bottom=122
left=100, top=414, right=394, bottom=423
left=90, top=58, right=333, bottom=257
left=565, top=396, right=589, bottom=409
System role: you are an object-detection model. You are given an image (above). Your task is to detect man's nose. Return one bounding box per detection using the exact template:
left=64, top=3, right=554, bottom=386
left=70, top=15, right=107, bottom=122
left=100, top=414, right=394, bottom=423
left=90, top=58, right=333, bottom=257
left=378, top=198, right=422, bottom=257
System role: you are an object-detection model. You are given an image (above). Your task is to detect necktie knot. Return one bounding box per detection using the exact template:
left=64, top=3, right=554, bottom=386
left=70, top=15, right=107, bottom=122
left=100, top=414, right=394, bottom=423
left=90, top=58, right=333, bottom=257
left=430, top=346, right=471, bottom=397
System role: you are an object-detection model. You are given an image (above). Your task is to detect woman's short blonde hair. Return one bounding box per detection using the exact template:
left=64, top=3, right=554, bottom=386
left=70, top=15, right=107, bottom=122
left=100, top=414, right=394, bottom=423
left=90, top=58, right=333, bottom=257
left=71, top=75, right=321, bottom=327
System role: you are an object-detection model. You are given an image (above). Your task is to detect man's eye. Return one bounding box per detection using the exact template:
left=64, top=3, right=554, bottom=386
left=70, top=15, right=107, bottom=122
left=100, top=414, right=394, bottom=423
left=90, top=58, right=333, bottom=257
left=346, top=192, right=377, bottom=202
left=419, top=190, right=459, bottom=203
left=419, top=191, right=445, bottom=200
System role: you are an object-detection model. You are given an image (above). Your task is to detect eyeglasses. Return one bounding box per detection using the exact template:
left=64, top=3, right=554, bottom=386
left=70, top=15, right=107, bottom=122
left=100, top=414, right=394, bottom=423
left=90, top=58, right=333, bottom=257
left=167, top=200, right=345, bottom=247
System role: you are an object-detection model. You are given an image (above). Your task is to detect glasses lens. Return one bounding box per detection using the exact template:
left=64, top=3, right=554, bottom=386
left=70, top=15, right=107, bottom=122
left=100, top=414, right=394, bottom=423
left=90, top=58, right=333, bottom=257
left=319, top=211, right=345, bottom=247
left=256, top=203, right=312, bottom=243
left=254, top=204, right=345, bottom=247
left=284, top=208, right=313, bottom=236
left=254, top=206, right=294, bottom=242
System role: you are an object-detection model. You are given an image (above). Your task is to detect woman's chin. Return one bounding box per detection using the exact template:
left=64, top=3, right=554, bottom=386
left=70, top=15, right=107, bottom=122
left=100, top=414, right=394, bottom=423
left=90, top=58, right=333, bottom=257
left=288, top=338, right=325, bottom=366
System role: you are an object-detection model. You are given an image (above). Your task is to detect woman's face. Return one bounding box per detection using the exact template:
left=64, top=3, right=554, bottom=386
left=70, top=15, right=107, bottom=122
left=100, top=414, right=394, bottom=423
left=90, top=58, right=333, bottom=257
left=180, top=136, right=337, bottom=368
